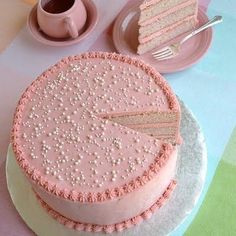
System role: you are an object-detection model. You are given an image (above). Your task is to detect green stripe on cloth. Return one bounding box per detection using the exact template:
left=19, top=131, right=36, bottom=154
left=185, top=127, right=236, bottom=236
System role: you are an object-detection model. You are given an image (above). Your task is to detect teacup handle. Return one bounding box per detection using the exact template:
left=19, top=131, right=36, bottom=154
left=64, top=17, right=78, bottom=39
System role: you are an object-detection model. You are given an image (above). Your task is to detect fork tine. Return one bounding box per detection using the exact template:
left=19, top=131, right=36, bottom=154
left=152, top=49, right=169, bottom=56
left=153, top=51, right=173, bottom=60
left=152, top=48, right=171, bottom=57
left=157, top=54, right=174, bottom=61
left=154, top=50, right=172, bottom=58
left=152, top=46, right=170, bottom=56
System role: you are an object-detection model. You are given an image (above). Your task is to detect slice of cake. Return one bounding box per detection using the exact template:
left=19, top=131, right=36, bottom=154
left=11, top=52, right=181, bottom=233
left=137, top=0, right=198, bottom=54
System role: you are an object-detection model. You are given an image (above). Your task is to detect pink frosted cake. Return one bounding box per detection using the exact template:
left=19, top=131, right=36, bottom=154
left=137, top=0, right=198, bottom=54
left=11, top=52, right=181, bottom=233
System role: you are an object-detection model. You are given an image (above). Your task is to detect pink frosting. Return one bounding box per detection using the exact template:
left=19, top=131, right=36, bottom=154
left=140, top=0, right=162, bottom=10
left=78, top=192, right=86, bottom=202
left=11, top=52, right=180, bottom=203
left=37, top=180, right=177, bottom=233
left=69, top=190, right=78, bottom=201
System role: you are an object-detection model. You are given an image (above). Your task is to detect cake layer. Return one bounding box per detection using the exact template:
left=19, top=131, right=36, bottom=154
left=138, top=17, right=196, bottom=54
left=130, top=126, right=178, bottom=144
left=153, top=136, right=177, bottom=145
left=102, top=111, right=179, bottom=125
left=131, top=126, right=177, bottom=136
left=11, top=52, right=181, bottom=229
left=139, top=3, right=197, bottom=38
left=140, top=0, right=164, bottom=10
left=139, top=0, right=195, bottom=22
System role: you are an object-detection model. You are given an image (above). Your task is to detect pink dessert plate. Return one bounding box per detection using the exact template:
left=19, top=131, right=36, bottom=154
left=27, top=0, right=98, bottom=47
left=113, top=2, right=213, bottom=74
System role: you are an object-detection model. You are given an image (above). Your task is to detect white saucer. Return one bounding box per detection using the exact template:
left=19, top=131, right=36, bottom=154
left=6, top=100, right=207, bottom=236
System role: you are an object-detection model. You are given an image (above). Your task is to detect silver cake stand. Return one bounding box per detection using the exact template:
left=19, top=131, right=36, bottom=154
left=6, top=101, right=207, bottom=236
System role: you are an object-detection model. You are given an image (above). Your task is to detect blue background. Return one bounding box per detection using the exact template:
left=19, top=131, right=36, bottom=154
left=169, top=1, right=236, bottom=235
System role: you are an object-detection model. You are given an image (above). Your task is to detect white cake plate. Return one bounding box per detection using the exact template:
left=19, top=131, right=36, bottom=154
left=6, top=100, right=207, bottom=236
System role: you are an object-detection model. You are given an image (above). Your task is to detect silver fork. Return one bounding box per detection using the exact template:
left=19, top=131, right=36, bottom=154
left=152, top=15, right=223, bottom=61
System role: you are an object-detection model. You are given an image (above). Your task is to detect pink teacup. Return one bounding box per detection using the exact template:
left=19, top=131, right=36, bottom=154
left=37, top=0, right=87, bottom=39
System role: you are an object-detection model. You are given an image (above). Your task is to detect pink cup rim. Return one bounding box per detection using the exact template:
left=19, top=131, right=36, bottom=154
left=38, top=0, right=76, bottom=17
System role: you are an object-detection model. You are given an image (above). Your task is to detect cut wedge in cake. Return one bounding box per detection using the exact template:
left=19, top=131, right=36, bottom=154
left=137, top=0, right=198, bottom=54
left=11, top=52, right=182, bottom=233
left=101, top=110, right=181, bottom=144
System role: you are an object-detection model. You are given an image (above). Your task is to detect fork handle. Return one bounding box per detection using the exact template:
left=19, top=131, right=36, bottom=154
left=180, top=15, right=223, bottom=44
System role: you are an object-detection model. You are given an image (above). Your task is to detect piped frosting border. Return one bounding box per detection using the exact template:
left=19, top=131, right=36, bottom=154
left=37, top=180, right=177, bottom=233
left=11, top=52, right=179, bottom=203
